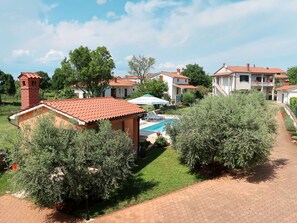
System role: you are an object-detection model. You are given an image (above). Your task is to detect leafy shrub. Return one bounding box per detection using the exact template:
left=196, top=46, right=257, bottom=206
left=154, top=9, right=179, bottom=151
left=284, top=115, right=295, bottom=132
left=195, top=86, right=209, bottom=99
left=154, top=136, right=169, bottom=147
left=0, top=148, right=10, bottom=171
left=181, top=93, right=195, bottom=105
left=166, top=92, right=277, bottom=170
left=290, top=97, right=297, bottom=107
left=10, top=116, right=135, bottom=207
left=290, top=131, right=297, bottom=136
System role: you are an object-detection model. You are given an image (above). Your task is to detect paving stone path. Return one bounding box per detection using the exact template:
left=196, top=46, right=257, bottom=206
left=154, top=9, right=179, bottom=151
left=1, top=112, right=297, bottom=223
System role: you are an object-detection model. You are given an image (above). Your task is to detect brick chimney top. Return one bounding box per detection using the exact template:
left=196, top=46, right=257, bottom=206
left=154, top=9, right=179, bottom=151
left=247, top=63, right=250, bottom=71
left=284, top=79, right=290, bottom=86
left=19, top=72, right=41, bottom=110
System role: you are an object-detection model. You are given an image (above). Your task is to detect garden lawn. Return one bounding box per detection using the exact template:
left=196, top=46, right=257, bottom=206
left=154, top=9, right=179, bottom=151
left=0, top=171, right=13, bottom=195
left=0, top=115, right=18, bottom=149
left=79, top=147, right=205, bottom=218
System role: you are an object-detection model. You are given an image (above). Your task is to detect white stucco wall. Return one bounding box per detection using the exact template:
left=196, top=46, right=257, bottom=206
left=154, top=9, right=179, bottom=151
left=74, top=89, right=84, bottom=98
left=235, top=73, right=251, bottom=90
left=276, top=89, right=297, bottom=104
left=153, top=74, right=173, bottom=100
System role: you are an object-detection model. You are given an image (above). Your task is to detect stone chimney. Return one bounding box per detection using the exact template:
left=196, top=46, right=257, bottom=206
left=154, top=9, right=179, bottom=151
left=18, top=72, right=41, bottom=110
left=246, top=63, right=250, bottom=71
left=177, top=68, right=180, bottom=74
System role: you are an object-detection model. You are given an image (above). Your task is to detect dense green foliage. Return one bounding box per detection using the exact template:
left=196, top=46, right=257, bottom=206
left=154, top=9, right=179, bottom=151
left=0, top=70, right=16, bottom=103
left=290, top=97, right=297, bottom=107
left=52, top=68, right=67, bottom=90
left=60, top=46, right=115, bottom=97
left=132, top=79, right=168, bottom=99
left=166, top=92, right=277, bottom=170
left=182, top=64, right=211, bottom=88
left=284, top=115, right=295, bottom=132
left=10, top=116, right=135, bottom=207
left=195, top=86, right=209, bottom=99
left=181, top=93, right=195, bottom=105
left=287, top=66, right=297, bottom=85
left=128, top=55, right=155, bottom=83
left=57, top=87, right=77, bottom=99
left=154, top=135, right=169, bottom=147
left=36, top=71, right=51, bottom=90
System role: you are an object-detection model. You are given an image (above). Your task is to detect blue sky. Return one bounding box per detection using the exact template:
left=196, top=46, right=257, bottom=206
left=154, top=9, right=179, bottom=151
left=1, top=0, right=297, bottom=78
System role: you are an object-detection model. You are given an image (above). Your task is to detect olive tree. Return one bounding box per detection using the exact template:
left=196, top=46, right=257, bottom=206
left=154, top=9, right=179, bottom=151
left=166, top=92, right=277, bottom=170
left=10, top=116, right=135, bottom=207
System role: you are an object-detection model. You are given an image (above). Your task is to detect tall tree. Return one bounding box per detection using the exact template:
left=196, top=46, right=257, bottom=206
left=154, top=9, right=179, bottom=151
left=61, top=46, right=115, bottom=97
left=132, top=79, right=168, bottom=99
left=182, top=64, right=211, bottom=88
left=287, top=66, right=297, bottom=85
left=128, top=55, right=155, bottom=83
left=51, top=67, right=66, bottom=90
left=0, top=70, right=16, bottom=103
left=36, top=71, right=51, bottom=90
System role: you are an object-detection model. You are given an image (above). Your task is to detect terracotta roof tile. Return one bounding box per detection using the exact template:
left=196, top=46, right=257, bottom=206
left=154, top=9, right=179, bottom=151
left=109, top=79, right=136, bottom=87
left=173, top=84, right=197, bottom=89
left=161, top=71, right=189, bottom=79
left=227, top=66, right=285, bottom=74
left=275, top=85, right=297, bottom=91
left=212, top=72, right=232, bottom=77
left=18, top=72, right=42, bottom=79
left=42, top=97, right=145, bottom=123
left=123, top=75, right=141, bottom=79
left=275, top=74, right=289, bottom=79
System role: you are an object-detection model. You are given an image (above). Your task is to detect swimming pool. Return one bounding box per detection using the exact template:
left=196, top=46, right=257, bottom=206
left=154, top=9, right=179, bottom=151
left=141, top=119, right=173, bottom=133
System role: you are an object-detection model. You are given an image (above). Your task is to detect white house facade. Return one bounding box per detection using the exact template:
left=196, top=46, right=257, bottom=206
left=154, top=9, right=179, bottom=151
left=276, top=85, right=297, bottom=104
left=149, top=69, right=197, bottom=102
left=74, top=78, right=137, bottom=99
left=212, top=63, right=287, bottom=100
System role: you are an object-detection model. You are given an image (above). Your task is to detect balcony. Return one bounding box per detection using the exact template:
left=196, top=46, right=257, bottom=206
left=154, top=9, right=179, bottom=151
left=251, top=81, right=274, bottom=87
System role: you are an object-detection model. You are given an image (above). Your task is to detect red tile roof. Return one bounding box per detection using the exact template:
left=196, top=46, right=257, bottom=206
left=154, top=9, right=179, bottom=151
left=227, top=66, right=285, bottom=74
left=212, top=72, right=232, bottom=77
left=123, top=75, right=141, bottom=79
left=275, top=74, right=289, bottom=79
left=173, top=84, right=197, bottom=89
left=109, top=79, right=136, bottom=87
left=42, top=97, right=145, bottom=123
left=18, top=72, right=42, bottom=79
left=275, top=85, right=297, bottom=91
left=161, top=71, right=189, bottom=79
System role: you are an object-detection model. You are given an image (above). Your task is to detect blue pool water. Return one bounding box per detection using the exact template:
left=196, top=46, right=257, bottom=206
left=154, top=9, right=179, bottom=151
left=142, top=119, right=173, bottom=132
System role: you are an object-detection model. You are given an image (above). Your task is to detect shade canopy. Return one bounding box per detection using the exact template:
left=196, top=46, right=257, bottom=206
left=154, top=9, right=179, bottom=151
left=128, top=94, right=169, bottom=105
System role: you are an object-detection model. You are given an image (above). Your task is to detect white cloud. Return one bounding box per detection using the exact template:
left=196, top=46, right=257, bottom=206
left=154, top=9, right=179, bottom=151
left=12, top=49, right=30, bottom=57
left=96, top=0, right=107, bottom=5
left=158, top=62, right=185, bottom=71
left=2, top=0, right=297, bottom=77
left=106, top=11, right=116, bottom=18
left=39, top=49, right=64, bottom=64
left=125, top=55, right=133, bottom=61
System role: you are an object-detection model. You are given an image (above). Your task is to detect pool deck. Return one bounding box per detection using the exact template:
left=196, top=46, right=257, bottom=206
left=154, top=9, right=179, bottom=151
left=139, top=115, right=177, bottom=143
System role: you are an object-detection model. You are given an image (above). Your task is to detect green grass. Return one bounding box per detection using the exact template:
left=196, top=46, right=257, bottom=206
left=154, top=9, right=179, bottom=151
left=0, top=115, right=18, bottom=149
left=0, top=171, right=13, bottom=195
left=77, top=147, right=205, bottom=218
left=0, top=104, right=21, bottom=115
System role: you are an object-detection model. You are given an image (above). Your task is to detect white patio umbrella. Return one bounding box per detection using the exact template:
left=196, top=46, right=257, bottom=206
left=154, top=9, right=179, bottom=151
left=128, top=94, right=169, bottom=105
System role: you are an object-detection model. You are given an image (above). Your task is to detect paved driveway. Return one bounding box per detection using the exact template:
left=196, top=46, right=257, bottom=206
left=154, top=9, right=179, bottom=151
left=1, top=112, right=297, bottom=223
